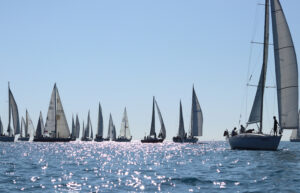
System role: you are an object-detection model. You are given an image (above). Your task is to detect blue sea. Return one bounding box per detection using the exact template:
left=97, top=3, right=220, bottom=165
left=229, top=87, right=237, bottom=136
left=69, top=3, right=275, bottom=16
left=0, top=141, right=300, bottom=192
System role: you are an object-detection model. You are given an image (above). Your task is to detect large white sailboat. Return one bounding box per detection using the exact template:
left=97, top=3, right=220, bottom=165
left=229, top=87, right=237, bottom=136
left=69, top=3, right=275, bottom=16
left=226, top=0, right=298, bottom=150
left=95, top=103, right=104, bottom=142
left=116, top=108, right=132, bottom=142
left=34, top=84, right=71, bottom=142
left=0, top=83, right=20, bottom=142
left=173, top=87, right=203, bottom=143
left=141, top=97, right=166, bottom=143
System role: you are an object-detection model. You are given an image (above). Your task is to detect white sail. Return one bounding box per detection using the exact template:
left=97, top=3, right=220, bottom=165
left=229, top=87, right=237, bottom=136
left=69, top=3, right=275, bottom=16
left=190, top=87, right=203, bottom=136
left=9, top=88, right=20, bottom=135
left=21, top=117, right=26, bottom=137
left=0, top=116, right=3, bottom=135
left=97, top=103, right=103, bottom=137
left=55, top=86, right=70, bottom=138
left=44, top=85, right=56, bottom=136
left=108, top=114, right=116, bottom=140
left=119, top=108, right=131, bottom=139
left=75, top=115, right=80, bottom=138
left=26, top=111, right=35, bottom=138
left=35, top=112, right=45, bottom=138
left=155, top=99, right=166, bottom=139
left=271, top=0, right=299, bottom=129
left=177, top=101, right=185, bottom=138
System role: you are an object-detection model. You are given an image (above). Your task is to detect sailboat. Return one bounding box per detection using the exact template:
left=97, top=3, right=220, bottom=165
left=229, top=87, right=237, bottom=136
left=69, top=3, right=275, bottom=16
left=34, top=84, right=71, bottom=142
left=95, top=103, right=104, bottom=142
left=35, top=112, right=45, bottom=139
left=141, top=97, right=166, bottom=143
left=104, top=114, right=116, bottom=141
left=116, top=108, right=132, bottom=142
left=81, top=111, right=93, bottom=141
left=225, top=0, right=298, bottom=150
left=0, top=83, right=20, bottom=142
left=70, top=115, right=76, bottom=141
left=18, top=110, right=35, bottom=141
left=173, top=88, right=203, bottom=143
left=290, top=111, right=300, bottom=142
left=75, top=114, right=80, bottom=140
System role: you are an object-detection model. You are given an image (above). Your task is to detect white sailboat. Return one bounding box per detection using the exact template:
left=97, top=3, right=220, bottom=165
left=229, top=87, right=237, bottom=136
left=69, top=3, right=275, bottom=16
left=71, top=115, right=76, bottom=141
left=290, top=111, right=300, bottom=142
left=95, top=103, right=104, bottom=142
left=19, top=110, right=35, bottom=141
left=141, top=97, right=166, bottom=143
left=34, top=83, right=71, bottom=142
left=0, top=83, right=20, bottom=142
left=75, top=114, right=80, bottom=139
left=226, top=0, right=298, bottom=150
left=104, top=114, right=116, bottom=141
left=81, top=111, right=93, bottom=141
left=173, top=87, right=203, bottom=143
left=116, top=108, right=132, bottom=142
left=35, top=112, right=45, bottom=139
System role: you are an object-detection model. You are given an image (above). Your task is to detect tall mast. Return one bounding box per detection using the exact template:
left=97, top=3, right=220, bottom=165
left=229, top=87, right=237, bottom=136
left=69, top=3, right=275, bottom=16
left=259, top=0, right=270, bottom=133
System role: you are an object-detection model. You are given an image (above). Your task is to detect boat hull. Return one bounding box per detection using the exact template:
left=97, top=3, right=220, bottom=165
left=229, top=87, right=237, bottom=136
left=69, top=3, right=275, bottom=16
left=290, top=138, right=300, bottom=142
left=81, top=137, right=93, bottom=141
left=172, top=136, right=198, bottom=143
left=33, top=137, right=71, bottom=142
left=94, top=136, right=104, bottom=142
left=115, top=137, right=131, bottom=142
left=141, top=138, right=164, bottom=143
left=228, top=133, right=281, bottom=151
left=0, top=136, right=15, bottom=142
left=18, top=137, right=29, bottom=141
left=70, top=137, right=76, bottom=141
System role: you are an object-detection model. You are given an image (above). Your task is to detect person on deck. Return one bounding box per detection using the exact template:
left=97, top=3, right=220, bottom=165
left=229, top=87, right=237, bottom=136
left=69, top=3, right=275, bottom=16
left=240, top=125, right=246, bottom=134
left=231, top=127, right=237, bottom=136
left=273, top=116, right=278, bottom=136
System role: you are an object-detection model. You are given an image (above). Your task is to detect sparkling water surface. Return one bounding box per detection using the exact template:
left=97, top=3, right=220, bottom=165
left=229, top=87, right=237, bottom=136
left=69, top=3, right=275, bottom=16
left=1, top=141, right=300, bottom=192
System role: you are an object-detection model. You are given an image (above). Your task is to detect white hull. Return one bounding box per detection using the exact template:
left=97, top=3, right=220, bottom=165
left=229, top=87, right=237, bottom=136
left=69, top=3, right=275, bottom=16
left=228, top=133, right=281, bottom=151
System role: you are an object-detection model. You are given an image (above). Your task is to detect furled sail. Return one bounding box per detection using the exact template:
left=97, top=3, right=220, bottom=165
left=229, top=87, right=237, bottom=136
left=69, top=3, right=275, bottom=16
left=155, top=99, right=166, bottom=139
left=71, top=115, right=76, bottom=138
left=9, top=88, right=20, bottom=135
left=271, top=0, right=299, bottom=129
left=75, top=115, right=80, bottom=138
left=45, top=84, right=70, bottom=138
left=35, top=112, right=45, bottom=138
left=119, top=108, right=131, bottom=139
left=190, top=87, right=203, bottom=136
left=177, top=101, right=185, bottom=138
left=248, top=0, right=270, bottom=126
left=97, top=103, right=103, bottom=137
left=149, top=97, right=156, bottom=136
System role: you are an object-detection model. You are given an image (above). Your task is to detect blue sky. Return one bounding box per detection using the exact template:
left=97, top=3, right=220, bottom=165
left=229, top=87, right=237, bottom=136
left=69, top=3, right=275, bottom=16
left=0, top=0, right=299, bottom=141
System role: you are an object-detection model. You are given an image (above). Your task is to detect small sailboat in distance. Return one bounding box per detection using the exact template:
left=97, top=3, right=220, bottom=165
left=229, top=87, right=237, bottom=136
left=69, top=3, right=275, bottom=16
left=35, top=112, right=45, bottom=140
left=81, top=111, right=93, bottom=141
left=290, top=111, right=300, bottom=142
left=104, top=114, right=116, bottom=141
left=75, top=114, right=80, bottom=140
left=0, top=83, right=20, bottom=142
left=18, top=110, right=34, bottom=141
left=141, top=97, right=166, bottom=143
left=116, top=107, right=132, bottom=142
left=34, top=83, right=71, bottom=142
left=70, top=115, right=76, bottom=141
left=225, top=0, right=298, bottom=150
left=95, top=103, right=104, bottom=142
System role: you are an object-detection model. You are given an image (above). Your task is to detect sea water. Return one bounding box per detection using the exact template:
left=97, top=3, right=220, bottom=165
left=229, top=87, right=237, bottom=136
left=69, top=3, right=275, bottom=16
left=0, top=141, right=299, bottom=192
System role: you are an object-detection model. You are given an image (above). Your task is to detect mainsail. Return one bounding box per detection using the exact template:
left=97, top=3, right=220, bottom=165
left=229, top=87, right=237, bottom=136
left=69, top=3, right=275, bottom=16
left=20, top=117, right=26, bottom=137
left=71, top=115, right=76, bottom=138
left=155, top=99, right=166, bottom=139
left=97, top=103, right=103, bottom=137
left=107, top=114, right=116, bottom=140
left=119, top=108, right=131, bottom=139
left=26, top=110, right=35, bottom=138
left=271, top=0, right=299, bottom=129
left=44, top=84, right=70, bottom=138
left=8, top=87, right=20, bottom=135
left=149, top=97, right=156, bottom=136
left=177, top=101, right=185, bottom=138
left=75, top=115, right=80, bottom=138
left=190, top=87, right=203, bottom=137
left=35, top=112, right=45, bottom=138
left=84, top=111, right=92, bottom=138
left=0, top=116, right=3, bottom=135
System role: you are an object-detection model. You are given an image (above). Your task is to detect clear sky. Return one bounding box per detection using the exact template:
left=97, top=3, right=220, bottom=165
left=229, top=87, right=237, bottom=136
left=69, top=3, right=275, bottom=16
left=0, top=0, right=299, bottom=141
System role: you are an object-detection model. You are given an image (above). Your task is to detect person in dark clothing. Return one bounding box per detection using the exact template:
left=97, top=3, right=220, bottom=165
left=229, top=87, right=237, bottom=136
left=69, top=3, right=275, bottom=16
left=273, top=116, right=278, bottom=136
left=231, top=127, right=238, bottom=136
left=240, top=125, right=246, bottom=134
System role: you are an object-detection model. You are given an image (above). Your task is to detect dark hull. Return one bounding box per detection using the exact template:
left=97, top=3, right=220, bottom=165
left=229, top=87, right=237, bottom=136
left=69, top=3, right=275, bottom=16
left=94, top=137, right=104, bottom=142
left=70, top=138, right=76, bottom=141
left=172, top=136, right=198, bottom=143
left=290, top=138, right=300, bottom=142
left=18, top=137, right=30, bottom=141
left=141, top=138, right=164, bottom=143
left=115, top=138, right=131, bottom=142
left=81, top=137, right=93, bottom=141
left=0, top=136, right=15, bottom=142
left=33, top=137, right=71, bottom=142
left=228, top=133, right=281, bottom=151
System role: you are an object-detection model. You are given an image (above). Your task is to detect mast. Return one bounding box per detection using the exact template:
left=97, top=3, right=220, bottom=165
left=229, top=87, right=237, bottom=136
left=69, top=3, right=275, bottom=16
left=259, top=0, right=270, bottom=133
